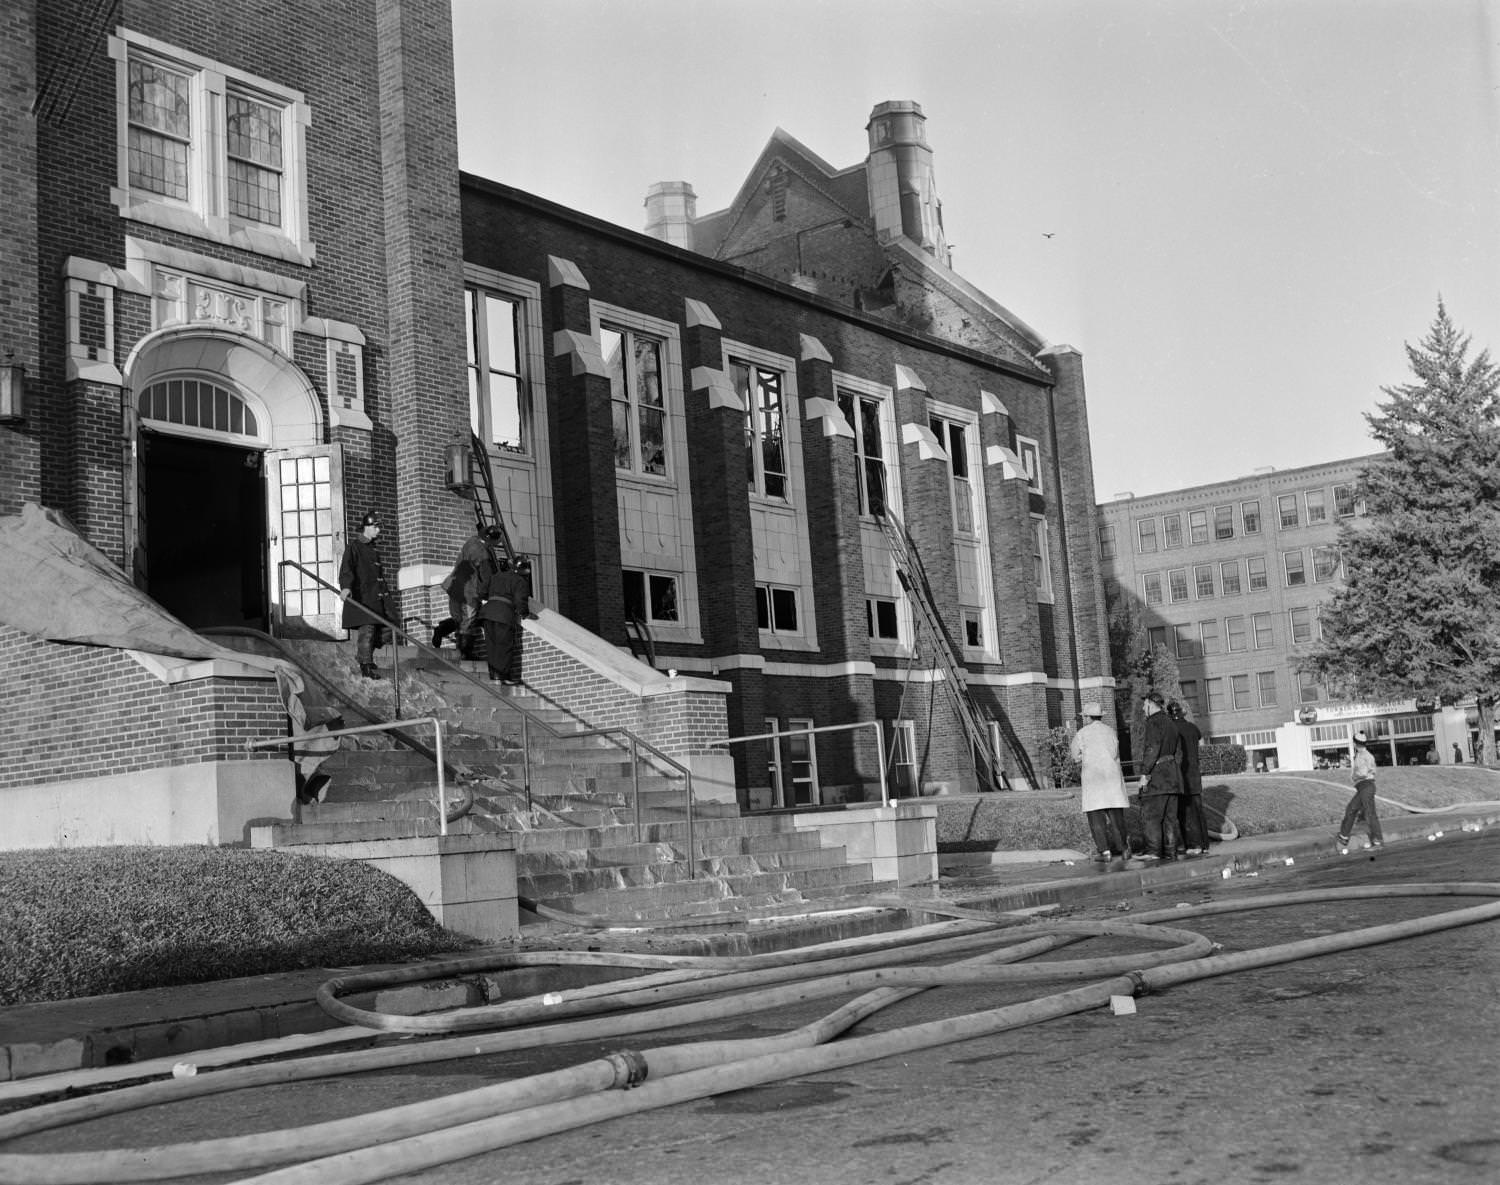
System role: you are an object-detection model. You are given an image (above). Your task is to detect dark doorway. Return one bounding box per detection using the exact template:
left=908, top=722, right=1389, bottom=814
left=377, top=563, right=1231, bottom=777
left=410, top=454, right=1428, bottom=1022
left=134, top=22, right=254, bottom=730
left=141, top=430, right=268, bottom=629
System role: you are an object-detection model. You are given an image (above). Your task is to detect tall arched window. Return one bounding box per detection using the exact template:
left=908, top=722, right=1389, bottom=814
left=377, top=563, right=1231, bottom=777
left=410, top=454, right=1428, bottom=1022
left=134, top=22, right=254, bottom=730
left=138, top=377, right=260, bottom=439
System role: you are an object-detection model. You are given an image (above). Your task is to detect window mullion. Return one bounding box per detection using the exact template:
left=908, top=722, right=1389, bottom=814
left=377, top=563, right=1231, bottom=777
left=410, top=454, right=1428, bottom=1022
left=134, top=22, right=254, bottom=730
left=623, top=334, right=640, bottom=472
left=200, top=76, right=223, bottom=223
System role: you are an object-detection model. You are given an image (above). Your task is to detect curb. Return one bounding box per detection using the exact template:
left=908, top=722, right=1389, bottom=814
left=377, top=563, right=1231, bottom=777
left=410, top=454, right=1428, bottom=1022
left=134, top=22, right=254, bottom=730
left=3, top=809, right=1496, bottom=1086
left=939, top=808, right=1500, bottom=917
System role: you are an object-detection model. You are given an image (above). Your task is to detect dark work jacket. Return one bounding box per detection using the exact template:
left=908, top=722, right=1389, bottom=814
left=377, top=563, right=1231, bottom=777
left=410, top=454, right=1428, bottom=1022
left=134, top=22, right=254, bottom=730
left=444, top=533, right=497, bottom=606
left=338, top=535, right=392, bottom=629
left=476, top=568, right=530, bottom=625
left=1175, top=717, right=1203, bottom=795
left=1139, top=711, right=1183, bottom=797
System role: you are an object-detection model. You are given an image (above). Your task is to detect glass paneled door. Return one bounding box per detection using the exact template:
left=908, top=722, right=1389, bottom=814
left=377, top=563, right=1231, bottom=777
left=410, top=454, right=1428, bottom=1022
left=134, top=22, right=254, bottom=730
left=266, top=445, right=344, bottom=635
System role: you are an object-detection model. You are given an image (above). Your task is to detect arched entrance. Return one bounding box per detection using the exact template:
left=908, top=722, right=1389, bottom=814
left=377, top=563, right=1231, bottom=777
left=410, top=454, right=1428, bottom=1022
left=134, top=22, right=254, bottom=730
left=140, top=409, right=267, bottom=629
left=123, top=328, right=341, bottom=633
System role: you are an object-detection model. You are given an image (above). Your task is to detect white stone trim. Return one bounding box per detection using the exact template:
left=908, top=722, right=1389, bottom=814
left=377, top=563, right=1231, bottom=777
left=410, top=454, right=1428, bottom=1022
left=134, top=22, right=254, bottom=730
left=683, top=297, right=719, bottom=329
left=804, top=396, right=853, bottom=438
left=980, top=389, right=1010, bottom=417
left=799, top=333, right=832, bottom=364
left=893, top=363, right=926, bottom=392
left=547, top=256, right=589, bottom=289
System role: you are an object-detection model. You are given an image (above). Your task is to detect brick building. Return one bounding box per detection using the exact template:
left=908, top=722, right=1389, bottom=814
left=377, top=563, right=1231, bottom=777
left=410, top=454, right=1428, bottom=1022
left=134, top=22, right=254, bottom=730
left=0, top=0, right=475, bottom=841
left=463, top=99, right=1113, bottom=802
left=1096, top=454, right=1484, bottom=770
left=2, top=3, right=1112, bottom=825
left=1, top=0, right=470, bottom=627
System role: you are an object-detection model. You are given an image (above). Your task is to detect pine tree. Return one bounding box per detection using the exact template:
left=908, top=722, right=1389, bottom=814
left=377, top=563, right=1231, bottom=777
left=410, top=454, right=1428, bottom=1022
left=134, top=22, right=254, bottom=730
left=1105, top=581, right=1183, bottom=766
left=1305, top=301, right=1500, bottom=763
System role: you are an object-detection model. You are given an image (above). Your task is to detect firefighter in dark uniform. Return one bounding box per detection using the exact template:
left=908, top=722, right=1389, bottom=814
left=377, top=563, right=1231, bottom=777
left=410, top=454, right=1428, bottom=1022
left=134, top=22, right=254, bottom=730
left=338, top=510, right=393, bottom=680
left=476, top=556, right=531, bottom=683
left=1136, top=690, right=1183, bottom=860
left=1168, top=699, right=1209, bottom=854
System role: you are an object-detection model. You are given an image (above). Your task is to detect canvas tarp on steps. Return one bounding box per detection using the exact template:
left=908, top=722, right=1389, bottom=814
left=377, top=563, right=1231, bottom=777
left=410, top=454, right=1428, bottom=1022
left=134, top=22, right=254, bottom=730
left=0, top=503, right=331, bottom=768
left=0, top=502, right=281, bottom=665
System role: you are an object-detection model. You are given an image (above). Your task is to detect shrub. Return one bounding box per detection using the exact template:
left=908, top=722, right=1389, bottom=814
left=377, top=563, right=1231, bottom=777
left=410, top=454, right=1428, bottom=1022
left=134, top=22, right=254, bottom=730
left=0, top=846, right=481, bottom=1006
left=1200, top=743, right=1248, bottom=776
left=1043, top=726, right=1080, bottom=788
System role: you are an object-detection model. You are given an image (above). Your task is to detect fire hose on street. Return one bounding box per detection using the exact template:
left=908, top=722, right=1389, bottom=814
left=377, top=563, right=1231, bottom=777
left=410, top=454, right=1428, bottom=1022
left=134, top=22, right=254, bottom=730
left=0, top=884, right=1497, bottom=1184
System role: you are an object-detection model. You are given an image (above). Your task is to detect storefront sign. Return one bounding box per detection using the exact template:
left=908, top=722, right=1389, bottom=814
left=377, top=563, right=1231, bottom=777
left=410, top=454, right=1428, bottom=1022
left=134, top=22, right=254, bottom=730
left=1300, top=699, right=1416, bottom=723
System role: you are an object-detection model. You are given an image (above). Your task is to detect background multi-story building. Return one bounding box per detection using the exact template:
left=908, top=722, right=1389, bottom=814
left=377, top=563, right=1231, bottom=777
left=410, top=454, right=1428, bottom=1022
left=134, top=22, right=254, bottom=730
left=1098, top=456, right=1381, bottom=768
left=1099, top=453, right=1492, bottom=770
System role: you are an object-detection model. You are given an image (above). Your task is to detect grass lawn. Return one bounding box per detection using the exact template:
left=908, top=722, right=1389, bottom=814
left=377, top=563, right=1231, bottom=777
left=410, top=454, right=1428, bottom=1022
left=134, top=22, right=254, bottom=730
left=3, top=769, right=1495, bottom=1007
left=936, top=766, right=1500, bottom=852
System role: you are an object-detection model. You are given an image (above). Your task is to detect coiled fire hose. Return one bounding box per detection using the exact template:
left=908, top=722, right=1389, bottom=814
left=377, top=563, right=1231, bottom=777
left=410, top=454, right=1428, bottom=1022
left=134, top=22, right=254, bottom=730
left=0, top=885, right=1496, bottom=1185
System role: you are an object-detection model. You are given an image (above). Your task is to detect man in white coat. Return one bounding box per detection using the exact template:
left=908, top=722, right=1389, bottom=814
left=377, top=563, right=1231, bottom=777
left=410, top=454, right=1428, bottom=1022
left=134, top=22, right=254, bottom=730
left=1069, top=701, right=1131, bottom=862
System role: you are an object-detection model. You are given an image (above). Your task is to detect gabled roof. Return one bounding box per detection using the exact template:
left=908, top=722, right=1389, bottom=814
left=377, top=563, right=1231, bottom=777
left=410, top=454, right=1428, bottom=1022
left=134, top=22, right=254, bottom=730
left=885, top=237, right=1051, bottom=371
left=693, top=127, right=872, bottom=258
left=683, top=118, right=1055, bottom=371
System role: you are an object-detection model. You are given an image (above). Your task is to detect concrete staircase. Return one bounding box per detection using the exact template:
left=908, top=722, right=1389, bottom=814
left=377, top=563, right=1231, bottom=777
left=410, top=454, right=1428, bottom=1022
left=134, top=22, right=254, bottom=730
left=254, top=651, right=892, bottom=925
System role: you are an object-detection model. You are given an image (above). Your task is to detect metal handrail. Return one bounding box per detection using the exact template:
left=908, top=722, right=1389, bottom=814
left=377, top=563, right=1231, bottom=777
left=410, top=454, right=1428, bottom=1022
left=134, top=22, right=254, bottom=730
left=201, top=625, right=458, bottom=780
left=556, top=726, right=698, bottom=865
left=276, top=559, right=413, bottom=716
left=246, top=716, right=452, bottom=836
left=273, top=558, right=697, bottom=869
left=716, top=720, right=889, bottom=810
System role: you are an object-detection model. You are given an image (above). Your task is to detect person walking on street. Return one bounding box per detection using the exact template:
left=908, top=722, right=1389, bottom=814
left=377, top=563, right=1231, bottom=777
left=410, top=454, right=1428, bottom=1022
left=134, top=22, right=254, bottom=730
left=433, top=524, right=503, bottom=657
left=1337, top=730, right=1384, bottom=850
left=477, top=556, right=531, bottom=684
left=1167, top=700, right=1209, bottom=855
left=1136, top=690, right=1183, bottom=861
left=1069, top=702, right=1130, bottom=863
left=338, top=511, right=394, bottom=680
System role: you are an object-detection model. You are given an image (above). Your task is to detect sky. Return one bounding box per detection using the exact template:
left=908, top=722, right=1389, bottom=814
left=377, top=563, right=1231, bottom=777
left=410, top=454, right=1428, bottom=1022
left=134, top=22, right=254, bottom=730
left=450, top=0, right=1500, bottom=501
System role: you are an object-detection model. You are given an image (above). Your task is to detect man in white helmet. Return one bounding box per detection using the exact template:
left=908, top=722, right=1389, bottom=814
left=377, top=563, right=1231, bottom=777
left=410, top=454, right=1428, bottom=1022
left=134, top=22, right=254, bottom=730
left=1070, top=701, right=1130, bottom=863
left=1336, top=730, right=1384, bottom=850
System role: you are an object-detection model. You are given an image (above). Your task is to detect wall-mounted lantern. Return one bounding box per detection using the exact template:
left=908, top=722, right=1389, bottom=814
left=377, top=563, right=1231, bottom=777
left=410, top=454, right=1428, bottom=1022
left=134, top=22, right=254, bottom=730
left=444, top=439, right=473, bottom=493
left=0, top=352, right=26, bottom=423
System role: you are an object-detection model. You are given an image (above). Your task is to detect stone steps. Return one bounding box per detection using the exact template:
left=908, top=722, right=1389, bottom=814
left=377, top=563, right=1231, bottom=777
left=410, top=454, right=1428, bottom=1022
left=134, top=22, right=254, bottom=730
left=542, top=863, right=883, bottom=922
left=252, top=818, right=489, bottom=846
left=553, top=830, right=830, bottom=867
left=256, top=654, right=885, bottom=925
left=509, top=813, right=808, bottom=852
left=519, top=845, right=843, bottom=897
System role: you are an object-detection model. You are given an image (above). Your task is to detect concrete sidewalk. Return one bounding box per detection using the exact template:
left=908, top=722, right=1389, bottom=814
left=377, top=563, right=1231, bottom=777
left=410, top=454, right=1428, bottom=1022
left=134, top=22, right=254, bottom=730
left=4, top=805, right=1498, bottom=1088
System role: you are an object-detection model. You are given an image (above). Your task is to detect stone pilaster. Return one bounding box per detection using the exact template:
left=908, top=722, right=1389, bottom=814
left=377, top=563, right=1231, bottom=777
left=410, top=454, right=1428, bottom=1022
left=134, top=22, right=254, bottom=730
left=547, top=257, right=624, bottom=639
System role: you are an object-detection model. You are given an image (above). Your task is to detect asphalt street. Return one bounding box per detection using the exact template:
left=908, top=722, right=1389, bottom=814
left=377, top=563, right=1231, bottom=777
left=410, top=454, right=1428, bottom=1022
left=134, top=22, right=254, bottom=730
left=6, top=831, right=1498, bottom=1185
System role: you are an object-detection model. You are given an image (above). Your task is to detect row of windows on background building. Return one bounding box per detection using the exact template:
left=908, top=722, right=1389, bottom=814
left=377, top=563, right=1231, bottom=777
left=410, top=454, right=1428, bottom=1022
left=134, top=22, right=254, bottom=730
left=1136, top=546, right=1343, bottom=605
left=1146, top=604, right=1327, bottom=662
left=1176, top=665, right=1325, bottom=715
left=1098, top=484, right=1366, bottom=559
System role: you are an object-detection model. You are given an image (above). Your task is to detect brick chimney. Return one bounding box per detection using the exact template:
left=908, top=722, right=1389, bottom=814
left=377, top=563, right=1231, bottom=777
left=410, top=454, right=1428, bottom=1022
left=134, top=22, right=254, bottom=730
left=643, top=181, right=697, bottom=249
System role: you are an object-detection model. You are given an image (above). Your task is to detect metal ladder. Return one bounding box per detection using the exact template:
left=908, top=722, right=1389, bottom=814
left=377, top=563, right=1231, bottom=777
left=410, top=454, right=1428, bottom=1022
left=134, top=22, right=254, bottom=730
left=624, top=615, right=657, bottom=669
left=466, top=431, right=519, bottom=568
left=878, top=511, right=1037, bottom=790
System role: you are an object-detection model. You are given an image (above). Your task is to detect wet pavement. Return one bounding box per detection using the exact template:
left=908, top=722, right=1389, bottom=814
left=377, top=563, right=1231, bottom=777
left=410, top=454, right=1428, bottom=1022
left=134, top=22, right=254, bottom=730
left=4, top=803, right=1500, bottom=1092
